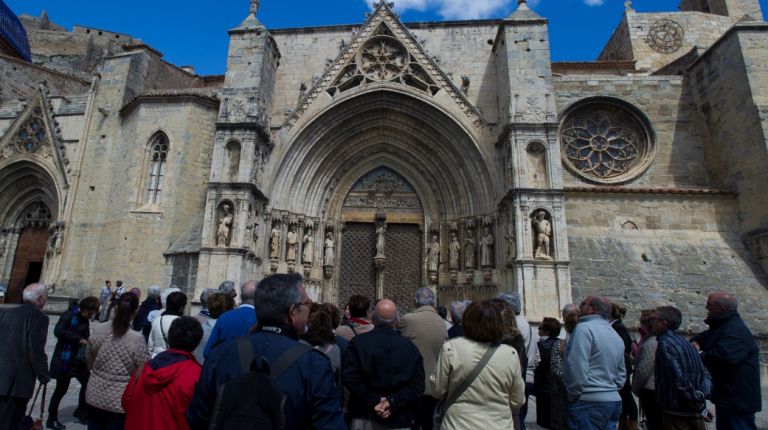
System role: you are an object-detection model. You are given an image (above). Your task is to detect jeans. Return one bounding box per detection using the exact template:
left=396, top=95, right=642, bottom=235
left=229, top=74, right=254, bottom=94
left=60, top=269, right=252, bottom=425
left=567, top=399, right=622, bottom=430
left=715, top=406, right=757, bottom=430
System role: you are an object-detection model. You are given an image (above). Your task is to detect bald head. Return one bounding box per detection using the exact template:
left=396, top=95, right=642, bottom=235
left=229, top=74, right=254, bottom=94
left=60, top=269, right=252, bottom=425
left=240, top=280, right=257, bottom=305
left=22, top=283, right=48, bottom=309
left=373, top=299, right=399, bottom=328
left=706, top=291, right=737, bottom=317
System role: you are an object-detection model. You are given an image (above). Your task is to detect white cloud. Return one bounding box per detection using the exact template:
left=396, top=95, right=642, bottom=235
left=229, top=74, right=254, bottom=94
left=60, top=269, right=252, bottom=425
left=583, top=0, right=605, bottom=6
left=369, top=0, right=518, bottom=20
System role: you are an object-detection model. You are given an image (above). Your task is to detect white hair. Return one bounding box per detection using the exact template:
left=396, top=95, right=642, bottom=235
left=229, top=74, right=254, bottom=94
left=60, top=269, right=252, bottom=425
left=22, top=283, right=47, bottom=303
left=147, top=285, right=162, bottom=298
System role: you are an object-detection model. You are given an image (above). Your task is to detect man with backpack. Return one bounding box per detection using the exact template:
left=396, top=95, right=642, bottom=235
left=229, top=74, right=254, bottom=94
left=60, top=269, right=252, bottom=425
left=337, top=294, right=373, bottom=341
left=649, top=306, right=711, bottom=429
left=186, top=273, right=346, bottom=430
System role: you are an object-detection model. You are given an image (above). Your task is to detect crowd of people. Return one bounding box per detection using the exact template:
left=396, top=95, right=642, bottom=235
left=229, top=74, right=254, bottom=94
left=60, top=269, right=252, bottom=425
left=0, top=277, right=762, bottom=430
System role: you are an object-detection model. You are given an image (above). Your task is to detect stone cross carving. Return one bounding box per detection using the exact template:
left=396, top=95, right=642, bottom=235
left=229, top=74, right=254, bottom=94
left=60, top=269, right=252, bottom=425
left=302, top=227, right=314, bottom=264
left=533, top=210, right=553, bottom=260
left=216, top=204, right=233, bottom=247
left=427, top=235, right=440, bottom=272
left=449, top=232, right=461, bottom=270
left=286, top=226, right=298, bottom=262
left=323, top=232, right=335, bottom=267
left=479, top=226, right=493, bottom=268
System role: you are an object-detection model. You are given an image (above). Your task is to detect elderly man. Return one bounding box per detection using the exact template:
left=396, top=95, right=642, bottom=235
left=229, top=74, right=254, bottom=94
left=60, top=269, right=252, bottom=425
left=0, top=283, right=51, bottom=430
left=195, top=288, right=217, bottom=324
left=447, top=300, right=468, bottom=339
left=649, top=306, right=710, bottom=430
left=691, top=292, right=761, bottom=430
left=133, top=285, right=163, bottom=339
left=564, top=295, right=626, bottom=430
left=186, top=273, right=345, bottom=430
left=400, top=287, right=447, bottom=430
left=499, top=291, right=538, bottom=430
left=203, top=280, right=258, bottom=358
left=218, top=280, right=236, bottom=300
left=343, top=299, right=424, bottom=430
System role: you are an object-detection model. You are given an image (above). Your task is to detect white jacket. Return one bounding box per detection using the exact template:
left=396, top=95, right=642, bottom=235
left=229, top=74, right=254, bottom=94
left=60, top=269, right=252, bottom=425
left=147, top=314, right=179, bottom=358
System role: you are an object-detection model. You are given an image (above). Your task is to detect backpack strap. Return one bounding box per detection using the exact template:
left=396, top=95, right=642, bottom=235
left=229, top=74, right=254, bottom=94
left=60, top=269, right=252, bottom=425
left=270, top=343, right=314, bottom=380
left=443, top=345, right=498, bottom=409
left=344, top=322, right=358, bottom=335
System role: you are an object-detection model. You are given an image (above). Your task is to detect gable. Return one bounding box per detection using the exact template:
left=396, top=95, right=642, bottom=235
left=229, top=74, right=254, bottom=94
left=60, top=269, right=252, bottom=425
left=285, top=1, right=486, bottom=128
left=0, top=85, right=71, bottom=187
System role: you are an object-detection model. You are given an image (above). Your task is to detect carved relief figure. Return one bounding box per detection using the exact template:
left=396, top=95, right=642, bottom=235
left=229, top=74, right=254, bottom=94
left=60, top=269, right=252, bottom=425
left=479, top=226, right=494, bottom=268
left=269, top=225, right=281, bottom=260
left=216, top=204, right=233, bottom=247
left=449, top=233, right=461, bottom=270
left=324, top=232, right=335, bottom=266
left=427, top=235, right=440, bottom=272
left=375, top=224, right=386, bottom=257
left=533, top=210, right=553, bottom=260
left=505, top=233, right=516, bottom=264
left=464, top=234, right=476, bottom=269
left=286, top=226, right=298, bottom=262
left=302, top=227, right=315, bottom=264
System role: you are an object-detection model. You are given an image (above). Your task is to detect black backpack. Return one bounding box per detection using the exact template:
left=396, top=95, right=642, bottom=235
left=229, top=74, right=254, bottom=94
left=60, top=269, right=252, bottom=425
left=209, top=337, right=313, bottom=430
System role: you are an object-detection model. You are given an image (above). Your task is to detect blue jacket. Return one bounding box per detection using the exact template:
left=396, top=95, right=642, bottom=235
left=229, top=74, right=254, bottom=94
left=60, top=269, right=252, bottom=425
left=564, top=315, right=626, bottom=402
left=186, top=329, right=347, bottom=430
left=202, top=305, right=257, bottom=358
left=691, top=311, right=761, bottom=413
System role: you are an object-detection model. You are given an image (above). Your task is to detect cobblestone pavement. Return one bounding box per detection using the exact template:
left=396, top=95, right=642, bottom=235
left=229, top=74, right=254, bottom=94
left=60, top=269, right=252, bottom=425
left=42, top=319, right=767, bottom=430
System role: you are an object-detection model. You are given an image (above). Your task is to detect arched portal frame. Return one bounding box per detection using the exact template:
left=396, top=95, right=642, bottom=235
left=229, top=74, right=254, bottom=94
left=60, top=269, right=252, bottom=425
left=269, top=88, right=501, bottom=221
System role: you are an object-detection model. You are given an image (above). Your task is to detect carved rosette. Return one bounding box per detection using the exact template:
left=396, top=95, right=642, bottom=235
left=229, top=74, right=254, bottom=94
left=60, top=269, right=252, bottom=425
left=646, top=19, right=684, bottom=54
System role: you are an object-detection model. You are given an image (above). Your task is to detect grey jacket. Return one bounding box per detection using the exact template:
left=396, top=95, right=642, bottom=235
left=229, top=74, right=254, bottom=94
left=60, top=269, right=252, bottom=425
left=0, top=303, right=50, bottom=398
left=564, top=314, right=625, bottom=402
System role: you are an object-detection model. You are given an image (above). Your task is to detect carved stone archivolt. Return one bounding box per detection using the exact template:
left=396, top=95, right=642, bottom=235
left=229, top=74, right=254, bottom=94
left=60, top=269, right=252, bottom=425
left=646, top=19, right=684, bottom=54
left=560, top=102, right=654, bottom=184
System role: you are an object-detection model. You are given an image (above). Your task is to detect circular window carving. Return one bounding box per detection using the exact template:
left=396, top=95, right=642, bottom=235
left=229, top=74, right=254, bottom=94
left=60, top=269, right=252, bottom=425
left=646, top=19, right=684, bottom=54
left=560, top=102, right=654, bottom=184
left=357, top=36, right=408, bottom=81
left=16, top=108, right=46, bottom=153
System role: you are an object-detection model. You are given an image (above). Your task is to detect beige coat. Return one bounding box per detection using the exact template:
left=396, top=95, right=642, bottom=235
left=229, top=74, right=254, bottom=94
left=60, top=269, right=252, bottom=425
left=428, top=337, right=525, bottom=430
left=399, top=306, right=448, bottom=391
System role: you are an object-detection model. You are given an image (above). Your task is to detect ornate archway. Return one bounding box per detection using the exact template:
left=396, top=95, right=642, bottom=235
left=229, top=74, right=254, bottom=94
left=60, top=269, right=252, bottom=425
left=267, top=90, right=500, bottom=305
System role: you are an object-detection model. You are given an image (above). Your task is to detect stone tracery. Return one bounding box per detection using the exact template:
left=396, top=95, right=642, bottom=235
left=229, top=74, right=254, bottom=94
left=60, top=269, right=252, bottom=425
left=15, top=108, right=46, bottom=154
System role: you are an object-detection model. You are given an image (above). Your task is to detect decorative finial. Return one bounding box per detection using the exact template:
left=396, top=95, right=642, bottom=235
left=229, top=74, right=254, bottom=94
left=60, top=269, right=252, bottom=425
left=624, top=0, right=634, bottom=12
left=517, top=0, right=530, bottom=11
left=250, top=0, right=260, bottom=16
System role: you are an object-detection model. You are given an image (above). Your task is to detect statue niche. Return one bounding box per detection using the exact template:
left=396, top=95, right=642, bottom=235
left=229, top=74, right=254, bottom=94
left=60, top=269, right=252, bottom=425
left=216, top=202, right=234, bottom=247
left=532, top=210, right=553, bottom=260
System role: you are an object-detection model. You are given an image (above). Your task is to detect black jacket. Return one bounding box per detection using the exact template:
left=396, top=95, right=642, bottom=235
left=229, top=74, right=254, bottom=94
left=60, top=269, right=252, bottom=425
left=691, top=311, right=761, bottom=413
left=342, top=326, right=424, bottom=428
left=534, top=336, right=558, bottom=394
left=50, top=307, right=90, bottom=378
left=0, top=303, right=50, bottom=398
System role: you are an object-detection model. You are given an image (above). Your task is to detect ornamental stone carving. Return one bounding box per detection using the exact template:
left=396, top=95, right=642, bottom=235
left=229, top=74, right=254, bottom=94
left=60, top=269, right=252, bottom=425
left=479, top=226, right=493, bottom=268
left=323, top=232, right=335, bottom=267
left=302, top=226, right=315, bottom=264
left=286, top=226, right=298, bottom=263
left=269, top=224, right=281, bottom=260
left=21, top=202, right=52, bottom=228
left=646, top=19, right=684, bottom=54
left=464, top=233, right=476, bottom=270
left=560, top=102, right=654, bottom=184
left=449, top=232, right=461, bottom=270
left=216, top=203, right=233, bottom=247
left=532, top=210, right=553, bottom=260
left=16, top=108, right=46, bottom=153
left=427, top=234, right=440, bottom=273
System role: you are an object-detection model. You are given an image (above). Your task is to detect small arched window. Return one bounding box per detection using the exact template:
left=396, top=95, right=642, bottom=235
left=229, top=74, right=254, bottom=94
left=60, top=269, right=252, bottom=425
left=146, top=134, right=169, bottom=205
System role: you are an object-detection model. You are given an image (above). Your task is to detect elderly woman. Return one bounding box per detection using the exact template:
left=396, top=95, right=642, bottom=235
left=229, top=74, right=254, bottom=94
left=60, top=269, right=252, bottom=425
left=429, top=299, right=525, bottom=430
left=86, top=292, right=149, bottom=429
left=47, top=296, right=100, bottom=429
left=133, top=285, right=162, bottom=340
left=192, top=292, right=235, bottom=363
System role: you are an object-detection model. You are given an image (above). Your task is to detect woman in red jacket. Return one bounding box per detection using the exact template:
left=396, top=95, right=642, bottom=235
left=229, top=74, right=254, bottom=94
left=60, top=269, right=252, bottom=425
left=122, top=316, right=203, bottom=430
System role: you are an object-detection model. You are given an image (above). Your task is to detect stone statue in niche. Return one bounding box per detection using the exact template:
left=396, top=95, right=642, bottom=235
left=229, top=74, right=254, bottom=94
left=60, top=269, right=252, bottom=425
left=375, top=224, right=386, bottom=257
left=449, top=232, right=461, bottom=270
left=216, top=204, right=233, bottom=247
left=464, top=233, right=476, bottom=269
left=286, top=226, right=298, bottom=262
left=427, top=235, right=440, bottom=272
left=533, top=210, right=553, bottom=260
left=302, top=227, right=314, bottom=264
left=269, top=224, right=281, bottom=260
left=324, top=232, right=335, bottom=266
left=479, top=226, right=493, bottom=268
left=47, top=223, right=64, bottom=253
left=505, top=232, right=516, bottom=264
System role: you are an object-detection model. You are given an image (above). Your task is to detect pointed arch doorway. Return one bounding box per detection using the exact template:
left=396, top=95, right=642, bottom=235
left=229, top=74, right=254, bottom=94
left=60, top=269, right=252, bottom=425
left=338, top=167, right=424, bottom=313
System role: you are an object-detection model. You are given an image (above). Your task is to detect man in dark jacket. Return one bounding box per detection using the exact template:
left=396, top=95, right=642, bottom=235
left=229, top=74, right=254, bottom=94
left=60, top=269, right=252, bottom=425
left=650, top=306, right=710, bottom=429
left=186, top=273, right=346, bottom=430
left=691, top=292, right=761, bottom=430
left=0, top=283, right=51, bottom=430
left=343, top=299, right=424, bottom=429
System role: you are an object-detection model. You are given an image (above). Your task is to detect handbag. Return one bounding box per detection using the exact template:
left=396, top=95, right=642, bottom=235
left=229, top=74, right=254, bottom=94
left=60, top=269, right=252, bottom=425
left=433, top=345, right=498, bottom=430
left=20, top=383, right=46, bottom=430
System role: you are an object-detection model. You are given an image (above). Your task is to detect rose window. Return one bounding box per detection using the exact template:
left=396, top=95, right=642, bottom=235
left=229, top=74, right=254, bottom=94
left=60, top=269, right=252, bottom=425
left=560, top=103, right=654, bottom=183
left=16, top=108, right=46, bottom=153
left=359, top=36, right=407, bottom=81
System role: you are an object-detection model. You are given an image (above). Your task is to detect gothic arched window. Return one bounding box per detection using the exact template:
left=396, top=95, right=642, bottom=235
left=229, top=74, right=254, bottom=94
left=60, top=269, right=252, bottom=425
left=146, top=134, right=169, bottom=205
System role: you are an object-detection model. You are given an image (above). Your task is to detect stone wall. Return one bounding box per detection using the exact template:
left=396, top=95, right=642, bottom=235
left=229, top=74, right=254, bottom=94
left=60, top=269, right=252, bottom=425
left=0, top=53, right=89, bottom=105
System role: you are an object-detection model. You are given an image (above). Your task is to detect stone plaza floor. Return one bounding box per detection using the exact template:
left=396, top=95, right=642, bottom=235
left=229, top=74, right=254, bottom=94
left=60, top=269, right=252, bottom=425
left=42, top=318, right=767, bottom=430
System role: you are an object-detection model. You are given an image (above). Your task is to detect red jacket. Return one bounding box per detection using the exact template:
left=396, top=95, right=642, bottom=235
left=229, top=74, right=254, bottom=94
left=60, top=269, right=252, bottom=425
left=122, top=349, right=201, bottom=430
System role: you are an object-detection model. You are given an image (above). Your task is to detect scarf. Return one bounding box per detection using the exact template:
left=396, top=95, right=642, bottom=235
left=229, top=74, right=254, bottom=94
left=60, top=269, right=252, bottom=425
left=58, top=305, right=80, bottom=373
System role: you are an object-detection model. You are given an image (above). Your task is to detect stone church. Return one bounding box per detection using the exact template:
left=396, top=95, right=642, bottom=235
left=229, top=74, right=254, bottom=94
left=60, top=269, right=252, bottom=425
left=1, top=0, right=767, bottom=335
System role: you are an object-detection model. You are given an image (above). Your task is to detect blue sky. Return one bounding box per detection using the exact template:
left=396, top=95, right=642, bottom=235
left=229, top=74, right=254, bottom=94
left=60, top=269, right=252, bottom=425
left=6, top=0, right=768, bottom=75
